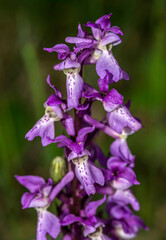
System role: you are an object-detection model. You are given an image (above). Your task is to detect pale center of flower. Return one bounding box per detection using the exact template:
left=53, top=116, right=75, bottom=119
left=114, top=224, right=135, bottom=239
left=63, top=68, right=80, bottom=76
left=92, top=49, right=102, bottom=60
left=72, top=155, right=88, bottom=165
left=121, top=127, right=132, bottom=139
left=98, top=41, right=107, bottom=51
left=107, top=43, right=113, bottom=51
left=36, top=203, right=49, bottom=213
left=35, top=195, right=50, bottom=212
left=45, top=106, right=60, bottom=121
left=88, top=226, right=103, bottom=240
left=120, top=132, right=127, bottom=140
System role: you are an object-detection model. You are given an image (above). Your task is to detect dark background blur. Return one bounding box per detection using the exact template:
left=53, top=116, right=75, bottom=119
left=0, top=0, right=166, bottom=239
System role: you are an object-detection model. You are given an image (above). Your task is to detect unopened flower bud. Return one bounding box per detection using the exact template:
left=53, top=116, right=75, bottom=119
left=50, top=156, right=67, bottom=183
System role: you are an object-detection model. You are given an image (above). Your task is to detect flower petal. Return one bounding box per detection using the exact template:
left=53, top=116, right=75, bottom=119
left=61, top=214, right=83, bottom=226
left=25, top=115, right=55, bottom=146
left=44, top=44, right=70, bottom=60
left=49, top=171, right=74, bottom=203
left=89, top=143, right=107, bottom=168
left=118, top=168, right=140, bottom=186
left=15, top=175, right=45, bottom=193
left=85, top=195, right=106, bottom=218
left=110, top=204, right=132, bottom=219
left=98, top=70, right=109, bottom=93
left=49, top=135, right=80, bottom=154
left=107, top=157, right=127, bottom=170
left=65, top=70, right=84, bottom=109
left=83, top=114, right=120, bottom=139
left=95, top=14, right=112, bottom=30
left=45, top=95, right=64, bottom=119
left=84, top=221, right=105, bottom=238
left=37, top=210, right=60, bottom=240
left=78, top=49, right=93, bottom=64
left=85, top=22, right=102, bottom=40
left=54, top=58, right=80, bottom=71
left=100, top=33, right=122, bottom=47
left=96, top=51, right=129, bottom=82
left=111, top=178, right=133, bottom=190
left=89, top=162, right=105, bottom=187
left=83, top=83, right=102, bottom=100
left=77, top=24, right=85, bottom=38
left=47, top=75, right=62, bottom=98
left=103, top=88, right=124, bottom=112
left=45, top=94, right=63, bottom=107
left=73, top=156, right=96, bottom=196
left=76, top=126, right=95, bottom=145
left=63, top=234, right=72, bottom=240
left=108, top=26, right=123, bottom=36
left=68, top=149, right=91, bottom=161
left=61, top=113, right=75, bottom=136
left=65, top=36, right=93, bottom=44
left=21, top=192, right=36, bottom=209
left=109, top=189, right=140, bottom=211
left=28, top=194, right=49, bottom=208
left=110, top=139, right=135, bottom=166
left=107, top=105, right=142, bottom=134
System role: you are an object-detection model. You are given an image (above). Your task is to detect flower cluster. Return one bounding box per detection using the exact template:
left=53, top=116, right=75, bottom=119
left=16, top=14, right=148, bottom=240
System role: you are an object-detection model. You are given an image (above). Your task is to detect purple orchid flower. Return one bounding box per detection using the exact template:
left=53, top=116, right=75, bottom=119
left=107, top=105, right=142, bottom=135
left=103, top=88, right=124, bottom=112
left=104, top=156, right=139, bottom=190
left=86, top=15, right=129, bottom=87
left=44, top=44, right=84, bottom=109
left=66, top=14, right=129, bottom=92
left=15, top=171, right=74, bottom=240
left=44, top=43, right=71, bottom=60
left=107, top=189, right=140, bottom=212
left=110, top=211, right=148, bottom=239
left=84, top=89, right=141, bottom=166
left=54, top=58, right=83, bottom=109
left=48, top=126, right=104, bottom=195
left=84, top=113, right=136, bottom=167
left=110, top=138, right=135, bottom=167
left=103, top=92, right=141, bottom=166
left=62, top=196, right=110, bottom=239
left=17, top=14, right=148, bottom=240
left=25, top=76, right=75, bottom=146
left=106, top=187, right=148, bottom=239
left=102, top=88, right=142, bottom=135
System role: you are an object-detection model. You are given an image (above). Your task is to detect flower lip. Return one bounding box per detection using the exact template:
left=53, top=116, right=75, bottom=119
left=107, top=105, right=142, bottom=135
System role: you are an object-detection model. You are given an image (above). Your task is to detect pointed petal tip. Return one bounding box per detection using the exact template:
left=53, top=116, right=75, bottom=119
left=15, top=174, right=20, bottom=181
left=22, top=205, right=27, bottom=210
left=43, top=47, right=52, bottom=53
left=135, top=180, right=140, bottom=185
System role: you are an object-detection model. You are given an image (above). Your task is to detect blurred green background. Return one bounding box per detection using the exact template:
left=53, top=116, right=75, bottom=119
left=0, top=0, right=166, bottom=239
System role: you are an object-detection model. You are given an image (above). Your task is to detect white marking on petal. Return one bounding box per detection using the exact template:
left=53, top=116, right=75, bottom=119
left=45, top=106, right=60, bottom=121
left=88, top=226, right=103, bottom=240
left=92, top=49, right=102, bottom=61
left=114, top=224, right=136, bottom=239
